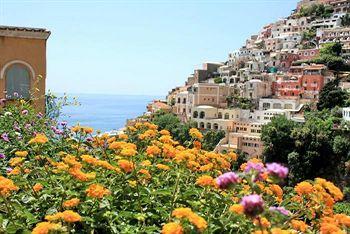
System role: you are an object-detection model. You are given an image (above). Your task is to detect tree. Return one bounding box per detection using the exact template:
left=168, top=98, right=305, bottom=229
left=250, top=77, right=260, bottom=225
left=202, top=130, right=225, bottom=151
left=261, top=115, right=297, bottom=164
left=341, top=14, right=350, bottom=27
left=317, top=78, right=349, bottom=110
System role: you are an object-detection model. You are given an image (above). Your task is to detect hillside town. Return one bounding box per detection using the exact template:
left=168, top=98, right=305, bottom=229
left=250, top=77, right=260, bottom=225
left=146, top=0, right=350, bottom=157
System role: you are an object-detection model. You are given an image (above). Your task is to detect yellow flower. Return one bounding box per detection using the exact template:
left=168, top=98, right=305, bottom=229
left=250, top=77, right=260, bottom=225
left=120, top=148, right=137, bottom=157
left=32, top=222, right=61, bottom=234
left=28, top=133, right=48, bottom=144
left=140, top=160, right=152, bottom=167
left=0, top=176, right=19, bottom=197
left=128, top=180, right=137, bottom=188
left=15, top=151, right=28, bottom=157
left=156, top=164, right=170, bottom=171
left=86, top=184, right=110, bottom=199
left=63, top=198, right=80, bottom=208
left=159, top=129, right=170, bottom=135
left=9, top=157, right=25, bottom=167
left=138, top=169, right=151, bottom=179
left=161, top=222, right=183, bottom=234
left=189, top=128, right=203, bottom=140
left=229, top=204, right=244, bottom=214
left=33, top=183, right=43, bottom=192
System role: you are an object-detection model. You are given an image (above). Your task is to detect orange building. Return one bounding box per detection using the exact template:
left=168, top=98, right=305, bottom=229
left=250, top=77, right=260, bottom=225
left=0, top=26, right=50, bottom=112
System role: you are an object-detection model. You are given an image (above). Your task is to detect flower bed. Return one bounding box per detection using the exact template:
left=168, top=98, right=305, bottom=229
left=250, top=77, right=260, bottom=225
left=0, top=102, right=349, bottom=233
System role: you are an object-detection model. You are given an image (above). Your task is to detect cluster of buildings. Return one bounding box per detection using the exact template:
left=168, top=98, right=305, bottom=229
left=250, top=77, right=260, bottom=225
left=150, top=0, right=350, bottom=157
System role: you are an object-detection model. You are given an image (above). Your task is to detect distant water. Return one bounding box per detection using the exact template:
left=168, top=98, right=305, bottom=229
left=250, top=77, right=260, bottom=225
left=59, top=94, right=162, bottom=132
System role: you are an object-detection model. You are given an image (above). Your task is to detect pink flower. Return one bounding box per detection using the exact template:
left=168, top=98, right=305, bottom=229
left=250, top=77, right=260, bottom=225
left=216, top=172, right=239, bottom=189
left=240, top=194, right=264, bottom=216
left=21, top=110, right=28, bottom=115
left=244, top=162, right=265, bottom=173
left=1, top=133, right=9, bottom=142
left=269, top=206, right=290, bottom=216
left=266, top=163, right=288, bottom=179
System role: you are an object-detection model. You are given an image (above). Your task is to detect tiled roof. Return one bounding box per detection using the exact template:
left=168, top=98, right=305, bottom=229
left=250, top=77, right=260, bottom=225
left=0, top=25, right=50, bottom=39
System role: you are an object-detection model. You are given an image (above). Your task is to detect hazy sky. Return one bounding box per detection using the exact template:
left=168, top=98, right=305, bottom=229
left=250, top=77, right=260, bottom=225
left=0, top=0, right=298, bottom=96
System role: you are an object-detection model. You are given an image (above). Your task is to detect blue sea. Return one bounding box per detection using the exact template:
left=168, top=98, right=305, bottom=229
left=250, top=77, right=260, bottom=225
left=59, top=94, right=162, bottom=132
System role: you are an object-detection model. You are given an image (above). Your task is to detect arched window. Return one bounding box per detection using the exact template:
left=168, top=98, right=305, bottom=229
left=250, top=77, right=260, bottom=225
left=206, top=122, right=211, bottom=129
left=199, top=111, right=205, bottom=119
left=218, top=112, right=223, bottom=119
left=213, top=123, right=219, bottom=130
left=224, top=113, right=230, bottom=119
left=193, top=111, right=198, bottom=118
left=200, top=122, right=205, bottom=129
left=5, top=64, right=31, bottom=99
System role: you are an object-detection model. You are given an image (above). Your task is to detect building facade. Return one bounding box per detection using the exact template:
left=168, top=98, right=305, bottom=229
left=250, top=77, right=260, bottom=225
left=0, top=26, right=50, bottom=112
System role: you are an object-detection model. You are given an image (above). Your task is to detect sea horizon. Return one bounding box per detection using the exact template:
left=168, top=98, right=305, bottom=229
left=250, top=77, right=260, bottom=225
left=57, top=93, right=164, bottom=132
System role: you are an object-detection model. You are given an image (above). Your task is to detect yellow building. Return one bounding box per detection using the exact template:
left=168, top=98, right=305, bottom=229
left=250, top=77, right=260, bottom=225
left=0, top=25, right=50, bottom=112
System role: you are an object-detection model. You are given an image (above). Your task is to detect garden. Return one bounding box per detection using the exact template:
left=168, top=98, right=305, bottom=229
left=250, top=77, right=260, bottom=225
left=0, top=101, right=349, bottom=233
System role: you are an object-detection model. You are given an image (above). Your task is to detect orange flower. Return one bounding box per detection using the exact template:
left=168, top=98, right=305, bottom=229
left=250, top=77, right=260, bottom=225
left=9, top=157, right=25, bottom=167
left=86, top=184, right=110, bottom=199
left=172, top=207, right=193, bottom=218
left=294, top=181, right=313, bottom=196
left=63, top=198, right=80, bottom=208
left=193, top=141, right=201, bottom=149
left=254, top=217, right=270, bottom=228
left=0, top=176, right=19, bottom=197
left=229, top=204, right=244, bottom=214
left=146, top=145, right=161, bottom=156
left=138, top=169, right=151, bottom=179
left=196, top=175, right=215, bottom=187
left=140, top=160, right=152, bottom=167
left=291, top=220, right=308, bottom=232
left=118, top=159, right=134, bottom=173
left=162, top=222, right=183, bottom=234
left=159, top=129, right=170, bottom=135
left=33, top=183, right=43, bottom=192
left=32, top=222, right=61, bottom=234
left=45, top=210, right=81, bottom=223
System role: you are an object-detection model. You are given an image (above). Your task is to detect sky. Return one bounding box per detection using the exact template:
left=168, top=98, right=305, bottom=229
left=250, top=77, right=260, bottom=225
left=0, top=0, right=299, bottom=96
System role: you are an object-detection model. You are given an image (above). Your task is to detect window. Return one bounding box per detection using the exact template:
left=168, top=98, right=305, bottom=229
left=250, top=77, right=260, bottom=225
left=5, top=64, right=31, bottom=99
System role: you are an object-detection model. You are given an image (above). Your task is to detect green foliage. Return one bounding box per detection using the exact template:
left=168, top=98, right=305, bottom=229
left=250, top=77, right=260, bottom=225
left=261, top=111, right=350, bottom=185
left=227, top=95, right=254, bottom=110
left=320, top=42, right=342, bottom=57
left=317, top=78, right=349, bottom=110
left=334, top=202, right=350, bottom=215
left=341, top=14, right=350, bottom=27
left=298, top=4, right=333, bottom=19
left=262, top=115, right=298, bottom=165
left=202, top=130, right=225, bottom=151
left=214, top=77, right=223, bottom=84
left=302, top=28, right=316, bottom=41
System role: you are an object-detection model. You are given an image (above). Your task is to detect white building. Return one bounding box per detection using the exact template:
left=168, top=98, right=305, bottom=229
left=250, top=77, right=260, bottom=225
left=343, top=107, right=350, bottom=121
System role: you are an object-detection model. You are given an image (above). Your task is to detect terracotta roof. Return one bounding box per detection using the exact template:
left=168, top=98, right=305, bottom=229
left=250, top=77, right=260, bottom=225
left=0, top=25, right=50, bottom=39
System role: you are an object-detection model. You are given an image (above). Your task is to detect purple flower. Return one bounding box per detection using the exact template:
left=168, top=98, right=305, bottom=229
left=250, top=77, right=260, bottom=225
left=0, top=99, right=6, bottom=105
left=25, top=124, right=31, bottom=129
left=0, top=153, right=5, bottom=159
left=244, top=162, right=265, bottom=174
left=266, top=163, right=289, bottom=179
left=37, top=112, right=43, bottom=118
left=216, top=172, right=239, bottom=189
left=6, top=167, right=13, bottom=173
left=1, top=133, right=9, bottom=142
left=269, top=206, right=290, bottom=216
left=13, top=124, right=20, bottom=131
left=60, top=121, right=68, bottom=126
left=240, top=194, right=264, bottom=216
left=86, top=137, right=93, bottom=142
left=13, top=92, right=19, bottom=97
left=21, top=109, right=28, bottom=115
